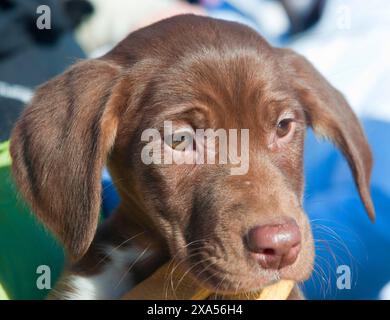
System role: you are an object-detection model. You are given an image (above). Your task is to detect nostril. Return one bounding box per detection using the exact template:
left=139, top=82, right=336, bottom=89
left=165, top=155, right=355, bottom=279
left=262, top=248, right=275, bottom=255
left=245, top=218, right=302, bottom=269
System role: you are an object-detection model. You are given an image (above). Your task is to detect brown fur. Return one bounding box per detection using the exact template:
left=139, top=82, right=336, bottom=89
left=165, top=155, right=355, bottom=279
left=10, top=15, right=374, bottom=298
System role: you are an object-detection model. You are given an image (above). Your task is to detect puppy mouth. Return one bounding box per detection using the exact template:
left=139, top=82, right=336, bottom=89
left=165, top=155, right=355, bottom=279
left=181, top=238, right=313, bottom=295
left=172, top=215, right=313, bottom=295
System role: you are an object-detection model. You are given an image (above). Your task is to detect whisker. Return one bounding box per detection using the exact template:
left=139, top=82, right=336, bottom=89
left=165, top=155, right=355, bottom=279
left=174, top=255, right=213, bottom=292
left=93, top=231, right=146, bottom=269
left=115, top=244, right=151, bottom=289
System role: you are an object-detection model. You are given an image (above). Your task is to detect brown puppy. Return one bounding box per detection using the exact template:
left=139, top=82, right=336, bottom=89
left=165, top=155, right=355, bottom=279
left=10, top=14, right=374, bottom=299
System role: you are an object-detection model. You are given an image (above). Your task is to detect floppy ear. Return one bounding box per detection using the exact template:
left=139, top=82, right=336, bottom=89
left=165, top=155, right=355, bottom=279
left=276, top=48, right=375, bottom=221
left=10, top=59, right=129, bottom=260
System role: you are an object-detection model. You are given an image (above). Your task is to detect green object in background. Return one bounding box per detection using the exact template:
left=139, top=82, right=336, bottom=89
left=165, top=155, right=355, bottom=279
left=0, top=141, right=65, bottom=299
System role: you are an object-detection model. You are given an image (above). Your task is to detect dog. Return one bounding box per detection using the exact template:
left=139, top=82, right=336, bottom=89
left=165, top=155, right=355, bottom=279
left=10, top=14, right=375, bottom=299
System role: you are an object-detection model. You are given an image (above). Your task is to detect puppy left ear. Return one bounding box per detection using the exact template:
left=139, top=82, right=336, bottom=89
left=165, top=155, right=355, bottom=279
left=10, top=59, right=130, bottom=261
left=276, top=48, right=375, bottom=221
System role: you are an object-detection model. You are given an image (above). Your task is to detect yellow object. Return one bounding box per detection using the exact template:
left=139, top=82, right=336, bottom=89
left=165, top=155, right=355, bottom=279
left=122, top=261, right=294, bottom=300
left=0, top=283, right=9, bottom=300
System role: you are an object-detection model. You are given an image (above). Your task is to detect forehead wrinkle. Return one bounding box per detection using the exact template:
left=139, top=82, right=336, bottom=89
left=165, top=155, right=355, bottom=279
left=146, top=46, right=290, bottom=131
left=189, top=65, right=268, bottom=128
left=172, top=46, right=269, bottom=94
left=150, top=104, right=214, bottom=129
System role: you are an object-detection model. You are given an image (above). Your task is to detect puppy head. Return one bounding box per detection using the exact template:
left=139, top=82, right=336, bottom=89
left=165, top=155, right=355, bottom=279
left=10, top=15, right=374, bottom=293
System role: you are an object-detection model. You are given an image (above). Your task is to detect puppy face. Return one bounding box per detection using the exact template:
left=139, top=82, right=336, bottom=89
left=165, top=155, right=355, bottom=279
left=110, top=48, right=312, bottom=292
left=10, top=15, right=374, bottom=295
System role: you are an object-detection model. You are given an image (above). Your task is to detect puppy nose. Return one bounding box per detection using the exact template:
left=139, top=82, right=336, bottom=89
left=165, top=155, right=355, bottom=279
left=245, top=219, right=301, bottom=269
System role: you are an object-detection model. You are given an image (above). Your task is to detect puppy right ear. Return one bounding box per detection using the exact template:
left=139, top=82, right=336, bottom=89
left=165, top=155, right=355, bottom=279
left=10, top=59, right=128, bottom=261
left=276, top=48, right=375, bottom=221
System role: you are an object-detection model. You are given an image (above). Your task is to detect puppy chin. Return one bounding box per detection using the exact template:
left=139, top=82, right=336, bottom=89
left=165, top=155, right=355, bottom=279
left=192, top=251, right=314, bottom=295
left=191, top=264, right=280, bottom=295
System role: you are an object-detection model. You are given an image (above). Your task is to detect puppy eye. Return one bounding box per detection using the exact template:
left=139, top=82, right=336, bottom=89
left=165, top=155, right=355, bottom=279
left=276, top=118, right=294, bottom=138
left=166, top=129, right=194, bottom=151
left=268, top=114, right=297, bottom=150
